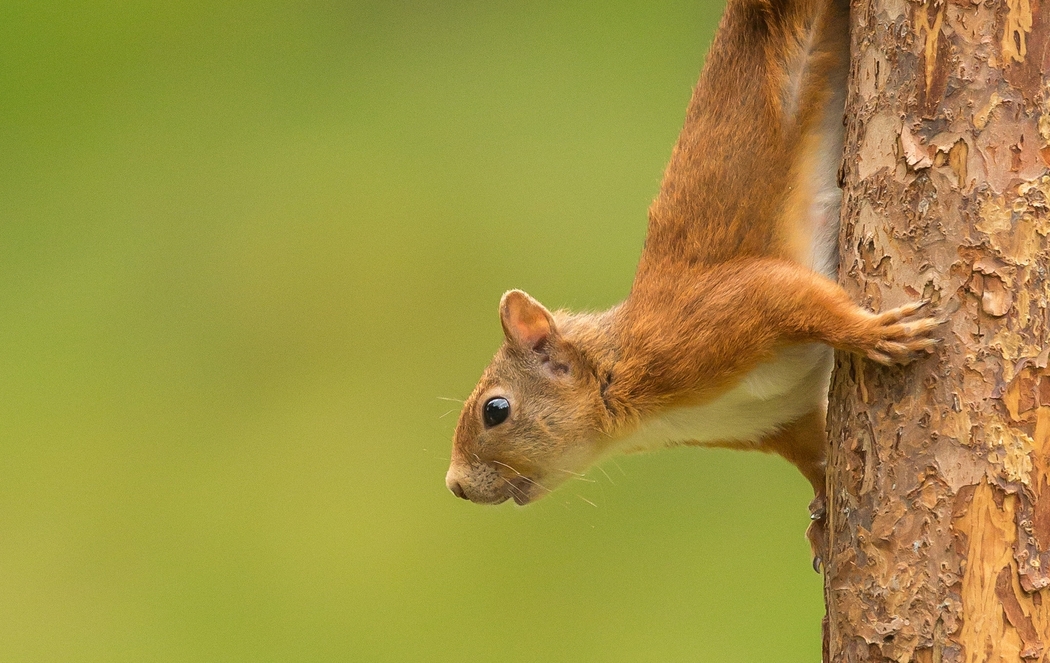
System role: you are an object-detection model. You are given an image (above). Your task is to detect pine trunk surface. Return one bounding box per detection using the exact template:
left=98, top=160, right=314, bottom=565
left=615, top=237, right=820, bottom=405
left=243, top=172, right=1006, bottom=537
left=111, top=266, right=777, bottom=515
left=825, top=0, right=1050, bottom=661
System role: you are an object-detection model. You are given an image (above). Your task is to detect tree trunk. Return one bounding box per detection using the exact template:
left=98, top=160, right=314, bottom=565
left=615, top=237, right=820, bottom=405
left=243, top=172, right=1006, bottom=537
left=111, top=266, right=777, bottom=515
left=825, top=0, right=1050, bottom=661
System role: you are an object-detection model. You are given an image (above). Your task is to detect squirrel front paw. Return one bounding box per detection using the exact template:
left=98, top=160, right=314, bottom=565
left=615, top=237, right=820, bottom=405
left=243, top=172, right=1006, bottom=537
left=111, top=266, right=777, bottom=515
left=853, top=300, right=945, bottom=365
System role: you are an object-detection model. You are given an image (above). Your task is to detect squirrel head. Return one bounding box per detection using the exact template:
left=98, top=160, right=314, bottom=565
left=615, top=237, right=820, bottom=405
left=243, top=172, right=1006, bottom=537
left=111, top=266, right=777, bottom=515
left=446, top=290, right=612, bottom=505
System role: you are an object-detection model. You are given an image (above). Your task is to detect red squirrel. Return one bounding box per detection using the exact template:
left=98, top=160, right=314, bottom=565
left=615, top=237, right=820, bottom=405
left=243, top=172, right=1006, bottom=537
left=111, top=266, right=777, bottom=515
left=445, top=0, right=940, bottom=567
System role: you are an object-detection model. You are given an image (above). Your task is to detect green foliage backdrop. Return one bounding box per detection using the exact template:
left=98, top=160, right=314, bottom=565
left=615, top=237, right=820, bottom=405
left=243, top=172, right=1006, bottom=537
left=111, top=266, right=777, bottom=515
left=1, top=1, right=823, bottom=660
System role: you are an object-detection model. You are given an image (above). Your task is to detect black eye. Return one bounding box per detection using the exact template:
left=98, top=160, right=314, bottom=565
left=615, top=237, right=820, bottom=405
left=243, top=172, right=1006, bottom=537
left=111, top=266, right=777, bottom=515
left=483, top=397, right=510, bottom=427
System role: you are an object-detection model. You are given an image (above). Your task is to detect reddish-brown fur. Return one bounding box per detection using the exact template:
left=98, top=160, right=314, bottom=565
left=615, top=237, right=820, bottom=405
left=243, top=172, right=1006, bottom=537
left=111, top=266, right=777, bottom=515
left=446, top=0, right=941, bottom=566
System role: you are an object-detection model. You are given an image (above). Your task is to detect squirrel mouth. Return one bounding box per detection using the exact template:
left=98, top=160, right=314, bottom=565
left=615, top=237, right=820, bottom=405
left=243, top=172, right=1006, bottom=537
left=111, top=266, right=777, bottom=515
left=506, top=475, right=540, bottom=505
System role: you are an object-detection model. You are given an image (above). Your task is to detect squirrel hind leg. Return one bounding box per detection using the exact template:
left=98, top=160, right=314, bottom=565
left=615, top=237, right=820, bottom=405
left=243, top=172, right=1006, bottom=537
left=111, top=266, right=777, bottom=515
left=758, top=409, right=828, bottom=570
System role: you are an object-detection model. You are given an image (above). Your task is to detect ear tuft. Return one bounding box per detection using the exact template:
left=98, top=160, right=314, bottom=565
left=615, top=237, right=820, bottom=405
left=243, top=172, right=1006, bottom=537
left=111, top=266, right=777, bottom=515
left=499, top=290, right=556, bottom=351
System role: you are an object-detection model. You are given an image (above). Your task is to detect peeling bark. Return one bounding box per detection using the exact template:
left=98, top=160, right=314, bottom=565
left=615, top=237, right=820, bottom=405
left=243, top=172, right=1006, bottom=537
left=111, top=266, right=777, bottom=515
left=826, top=0, right=1050, bottom=661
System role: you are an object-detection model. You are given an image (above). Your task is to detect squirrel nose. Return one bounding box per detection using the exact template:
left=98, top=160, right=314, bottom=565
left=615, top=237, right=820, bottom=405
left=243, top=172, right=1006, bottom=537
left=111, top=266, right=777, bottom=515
left=446, top=463, right=471, bottom=500
left=448, top=479, right=468, bottom=500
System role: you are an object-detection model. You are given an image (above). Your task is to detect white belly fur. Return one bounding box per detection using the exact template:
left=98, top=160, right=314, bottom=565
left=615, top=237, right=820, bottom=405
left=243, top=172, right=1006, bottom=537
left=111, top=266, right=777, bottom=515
left=610, top=343, right=833, bottom=454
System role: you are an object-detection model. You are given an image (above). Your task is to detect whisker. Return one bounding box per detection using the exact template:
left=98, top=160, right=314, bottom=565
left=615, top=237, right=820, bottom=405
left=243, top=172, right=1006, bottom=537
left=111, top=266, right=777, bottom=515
left=438, top=409, right=457, bottom=419
left=528, top=476, right=552, bottom=491
left=611, top=459, right=627, bottom=477
left=490, top=459, right=522, bottom=475
left=490, top=459, right=552, bottom=492
left=556, top=467, right=586, bottom=477
left=576, top=494, right=598, bottom=508
left=596, top=465, right=616, bottom=486
left=552, top=467, right=595, bottom=484
left=436, top=396, right=465, bottom=404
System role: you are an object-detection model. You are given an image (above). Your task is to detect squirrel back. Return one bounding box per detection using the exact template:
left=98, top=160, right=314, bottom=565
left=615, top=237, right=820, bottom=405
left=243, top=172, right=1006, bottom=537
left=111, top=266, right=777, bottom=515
left=639, top=0, right=848, bottom=280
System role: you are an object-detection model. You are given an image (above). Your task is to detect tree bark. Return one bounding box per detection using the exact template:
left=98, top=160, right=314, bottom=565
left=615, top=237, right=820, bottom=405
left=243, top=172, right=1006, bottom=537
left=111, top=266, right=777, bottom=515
left=826, top=0, right=1050, bottom=661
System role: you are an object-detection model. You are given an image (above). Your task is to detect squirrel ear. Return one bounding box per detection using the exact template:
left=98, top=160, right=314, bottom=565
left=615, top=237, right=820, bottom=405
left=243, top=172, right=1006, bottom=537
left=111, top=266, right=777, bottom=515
left=500, top=290, right=556, bottom=351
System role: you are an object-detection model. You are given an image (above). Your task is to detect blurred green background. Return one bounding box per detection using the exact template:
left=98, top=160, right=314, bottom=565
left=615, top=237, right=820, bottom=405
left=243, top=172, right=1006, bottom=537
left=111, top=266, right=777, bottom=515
left=0, top=1, right=823, bottom=660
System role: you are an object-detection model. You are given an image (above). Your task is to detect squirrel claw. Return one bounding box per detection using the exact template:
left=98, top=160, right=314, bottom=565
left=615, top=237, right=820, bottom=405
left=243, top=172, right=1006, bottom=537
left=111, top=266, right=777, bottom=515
left=855, top=300, right=946, bottom=365
left=807, top=492, right=827, bottom=572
